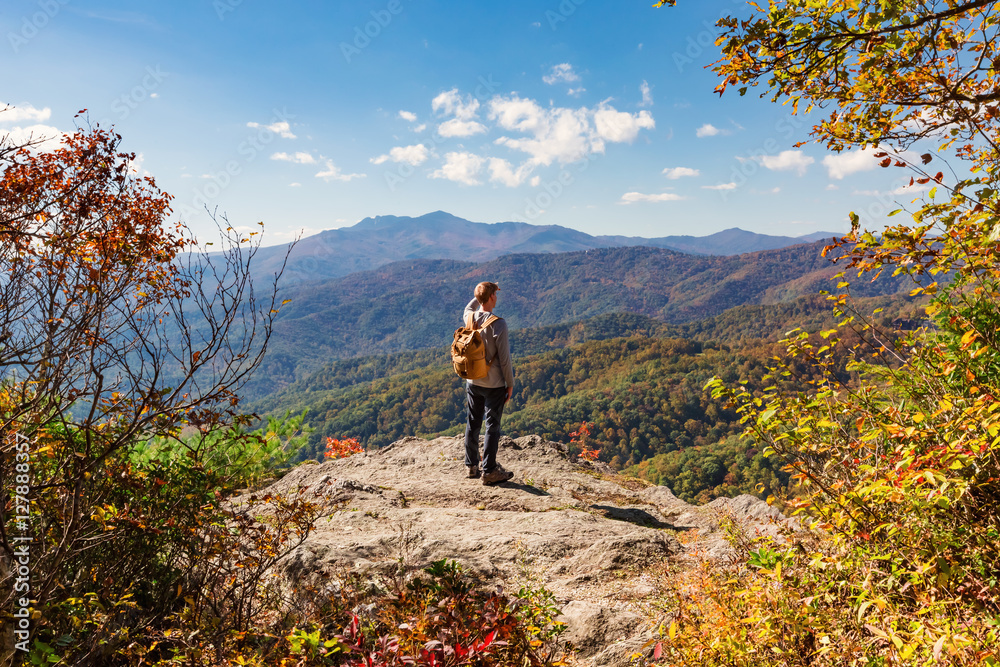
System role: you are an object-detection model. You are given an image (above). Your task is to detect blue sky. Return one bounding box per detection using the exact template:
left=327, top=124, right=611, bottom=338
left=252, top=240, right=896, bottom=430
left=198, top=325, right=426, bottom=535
left=3, top=0, right=927, bottom=245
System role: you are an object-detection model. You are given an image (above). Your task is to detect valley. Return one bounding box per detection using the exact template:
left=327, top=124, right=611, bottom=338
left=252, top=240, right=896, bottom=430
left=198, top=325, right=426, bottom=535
left=251, top=222, right=926, bottom=505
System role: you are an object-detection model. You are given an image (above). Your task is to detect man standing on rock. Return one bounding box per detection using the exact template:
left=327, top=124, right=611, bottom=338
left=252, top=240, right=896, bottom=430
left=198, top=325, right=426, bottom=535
left=463, top=281, right=515, bottom=485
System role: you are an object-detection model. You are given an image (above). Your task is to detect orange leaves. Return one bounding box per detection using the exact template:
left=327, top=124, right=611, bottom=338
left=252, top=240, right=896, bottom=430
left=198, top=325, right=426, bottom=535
left=2, top=124, right=186, bottom=309
left=324, top=436, right=364, bottom=460
left=568, top=421, right=600, bottom=462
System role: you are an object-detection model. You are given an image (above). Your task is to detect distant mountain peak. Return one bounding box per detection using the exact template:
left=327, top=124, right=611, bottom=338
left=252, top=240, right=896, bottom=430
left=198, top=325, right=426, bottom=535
left=351, top=211, right=470, bottom=230
left=253, top=212, right=846, bottom=286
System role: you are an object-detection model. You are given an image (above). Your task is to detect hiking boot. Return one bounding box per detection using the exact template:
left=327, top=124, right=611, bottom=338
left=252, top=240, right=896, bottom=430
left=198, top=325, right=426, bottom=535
left=467, top=465, right=480, bottom=479
left=482, top=464, right=513, bottom=486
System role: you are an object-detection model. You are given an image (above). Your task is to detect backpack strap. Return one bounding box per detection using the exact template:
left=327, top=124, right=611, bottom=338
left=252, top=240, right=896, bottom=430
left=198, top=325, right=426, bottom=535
left=481, top=314, right=501, bottom=368
left=466, top=312, right=500, bottom=330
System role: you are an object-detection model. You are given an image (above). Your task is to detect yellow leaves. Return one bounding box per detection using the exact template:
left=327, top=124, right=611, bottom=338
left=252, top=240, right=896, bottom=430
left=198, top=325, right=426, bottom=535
left=933, top=399, right=953, bottom=416
left=959, top=329, right=979, bottom=349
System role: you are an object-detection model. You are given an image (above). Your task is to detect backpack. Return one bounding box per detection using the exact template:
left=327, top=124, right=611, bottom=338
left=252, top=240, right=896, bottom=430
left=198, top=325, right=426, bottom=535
left=451, top=313, right=500, bottom=380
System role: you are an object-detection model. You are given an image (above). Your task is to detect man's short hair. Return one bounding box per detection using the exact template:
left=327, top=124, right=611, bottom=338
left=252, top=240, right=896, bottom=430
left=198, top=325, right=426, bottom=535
left=475, top=281, right=500, bottom=305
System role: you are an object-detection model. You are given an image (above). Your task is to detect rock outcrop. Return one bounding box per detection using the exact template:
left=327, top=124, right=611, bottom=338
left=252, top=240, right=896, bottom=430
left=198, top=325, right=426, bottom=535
left=257, top=435, right=799, bottom=666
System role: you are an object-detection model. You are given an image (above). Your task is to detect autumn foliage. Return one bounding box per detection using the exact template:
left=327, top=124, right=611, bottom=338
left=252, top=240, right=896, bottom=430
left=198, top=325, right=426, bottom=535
left=324, top=436, right=365, bottom=460
left=569, top=422, right=600, bottom=462
left=0, top=121, right=306, bottom=663
left=646, top=1, right=1000, bottom=664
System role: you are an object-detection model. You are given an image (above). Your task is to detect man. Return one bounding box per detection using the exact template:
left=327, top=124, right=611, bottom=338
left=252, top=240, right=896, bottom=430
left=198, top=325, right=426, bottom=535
left=463, top=281, right=515, bottom=485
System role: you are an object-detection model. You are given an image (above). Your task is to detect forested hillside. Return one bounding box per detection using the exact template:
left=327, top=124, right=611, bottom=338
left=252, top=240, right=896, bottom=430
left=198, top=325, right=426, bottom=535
left=256, top=293, right=923, bottom=503
left=250, top=242, right=917, bottom=399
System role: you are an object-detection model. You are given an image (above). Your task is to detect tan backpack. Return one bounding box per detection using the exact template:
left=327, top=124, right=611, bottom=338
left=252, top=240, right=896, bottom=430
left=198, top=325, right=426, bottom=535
left=451, top=313, right=500, bottom=380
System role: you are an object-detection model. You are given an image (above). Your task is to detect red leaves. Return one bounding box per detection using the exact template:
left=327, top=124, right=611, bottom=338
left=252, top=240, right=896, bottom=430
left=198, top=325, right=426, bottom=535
left=568, top=422, right=591, bottom=440
left=569, top=422, right=600, bottom=461
left=325, top=436, right=364, bottom=459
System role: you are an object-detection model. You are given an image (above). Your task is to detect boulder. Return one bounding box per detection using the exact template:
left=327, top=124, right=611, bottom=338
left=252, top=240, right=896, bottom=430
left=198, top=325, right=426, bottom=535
left=252, top=434, right=798, bottom=666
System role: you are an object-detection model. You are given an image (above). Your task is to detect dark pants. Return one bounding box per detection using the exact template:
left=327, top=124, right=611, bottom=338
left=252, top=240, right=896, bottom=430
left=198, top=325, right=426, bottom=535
left=464, top=384, right=507, bottom=473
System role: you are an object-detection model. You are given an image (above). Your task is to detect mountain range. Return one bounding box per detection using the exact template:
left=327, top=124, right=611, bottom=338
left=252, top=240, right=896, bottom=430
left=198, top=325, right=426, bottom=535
left=246, top=241, right=914, bottom=400
left=250, top=211, right=842, bottom=284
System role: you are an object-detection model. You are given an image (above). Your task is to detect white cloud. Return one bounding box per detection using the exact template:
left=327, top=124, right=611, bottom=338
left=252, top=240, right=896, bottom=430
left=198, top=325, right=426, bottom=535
left=0, top=103, right=52, bottom=124
left=1, top=124, right=62, bottom=148
left=620, top=192, right=684, bottom=204
left=398, top=110, right=417, bottom=122
left=639, top=80, right=653, bottom=107
left=696, top=123, right=728, bottom=138
left=488, top=95, right=655, bottom=167
left=315, top=160, right=365, bottom=182
left=432, top=89, right=481, bottom=121
left=289, top=182, right=302, bottom=187
left=823, top=147, right=881, bottom=179
left=543, top=63, right=581, bottom=85
left=127, top=152, right=150, bottom=176
left=491, top=97, right=592, bottom=166
left=431, top=152, right=485, bottom=185
left=893, top=182, right=932, bottom=195
left=438, top=118, right=487, bottom=137
left=662, top=166, right=699, bottom=179
left=488, top=158, right=535, bottom=187
left=593, top=104, right=655, bottom=143
left=432, top=89, right=486, bottom=137
left=247, top=120, right=295, bottom=139
left=271, top=151, right=317, bottom=164
left=414, top=123, right=427, bottom=133
left=826, top=183, right=839, bottom=190
left=567, top=87, right=586, bottom=97
left=370, top=143, right=430, bottom=166
left=702, top=182, right=738, bottom=190
left=759, top=150, right=814, bottom=176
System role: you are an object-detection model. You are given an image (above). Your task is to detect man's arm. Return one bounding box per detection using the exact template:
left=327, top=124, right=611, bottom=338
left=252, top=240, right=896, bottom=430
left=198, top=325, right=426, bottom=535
left=463, top=298, right=480, bottom=323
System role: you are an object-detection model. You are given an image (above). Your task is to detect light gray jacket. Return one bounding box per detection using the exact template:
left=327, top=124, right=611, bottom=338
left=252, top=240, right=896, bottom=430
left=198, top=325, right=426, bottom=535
left=463, top=298, right=514, bottom=389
